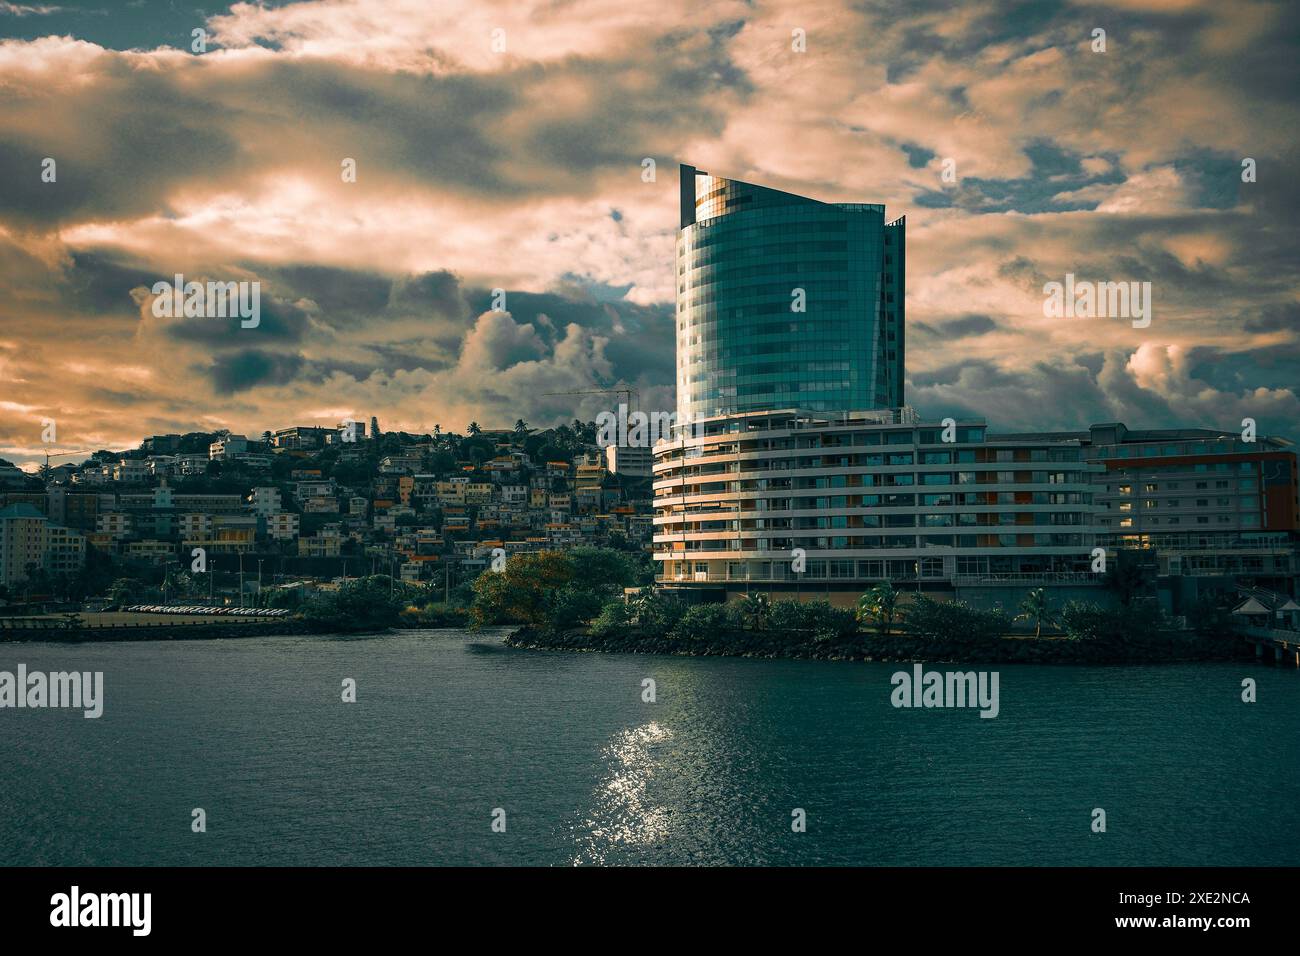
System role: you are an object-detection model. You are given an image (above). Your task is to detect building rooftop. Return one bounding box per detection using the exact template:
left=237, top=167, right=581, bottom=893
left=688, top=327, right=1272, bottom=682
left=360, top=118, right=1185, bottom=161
left=0, top=503, right=46, bottom=519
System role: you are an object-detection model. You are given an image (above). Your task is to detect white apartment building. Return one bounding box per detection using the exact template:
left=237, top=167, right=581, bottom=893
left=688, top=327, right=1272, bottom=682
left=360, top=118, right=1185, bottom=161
left=209, top=435, right=250, bottom=461
left=606, top=444, right=654, bottom=478
left=95, top=512, right=132, bottom=539
left=266, top=512, right=300, bottom=541
left=179, top=513, right=213, bottom=539
left=248, top=486, right=283, bottom=515
left=113, top=459, right=151, bottom=483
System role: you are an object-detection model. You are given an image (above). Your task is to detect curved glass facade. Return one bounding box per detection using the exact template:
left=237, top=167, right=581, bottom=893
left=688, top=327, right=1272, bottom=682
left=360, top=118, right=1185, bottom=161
left=676, top=164, right=904, bottom=422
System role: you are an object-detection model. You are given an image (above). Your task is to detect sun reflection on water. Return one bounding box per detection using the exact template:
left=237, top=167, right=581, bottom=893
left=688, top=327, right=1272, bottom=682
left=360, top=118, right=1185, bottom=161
left=571, top=721, right=673, bottom=865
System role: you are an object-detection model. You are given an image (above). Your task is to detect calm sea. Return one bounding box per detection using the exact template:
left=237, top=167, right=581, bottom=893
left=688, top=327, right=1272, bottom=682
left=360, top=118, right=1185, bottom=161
left=1, top=629, right=1296, bottom=866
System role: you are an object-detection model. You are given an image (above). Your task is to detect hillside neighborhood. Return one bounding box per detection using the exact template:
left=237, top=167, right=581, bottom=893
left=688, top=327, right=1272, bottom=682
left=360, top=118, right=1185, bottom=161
left=0, top=418, right=654, bottom=609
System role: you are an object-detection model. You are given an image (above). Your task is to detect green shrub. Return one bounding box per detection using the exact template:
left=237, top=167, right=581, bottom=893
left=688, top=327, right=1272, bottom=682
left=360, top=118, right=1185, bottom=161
left=543, top=585, right=608, bottom=631
left=628, top=589, right=688, bottom=632
left=669, top=603, right=738, bottom=643
left=589, top=599, right=635, bottom=638
left=403, top=602, right=471, bottom=627
left=905, top=595, right=1010, bottom=642
left=1058, top=600, right=1167, bottom=644
left=767, top=600, right=859, bottom=641
left=303, top=576, right=410, bottom=632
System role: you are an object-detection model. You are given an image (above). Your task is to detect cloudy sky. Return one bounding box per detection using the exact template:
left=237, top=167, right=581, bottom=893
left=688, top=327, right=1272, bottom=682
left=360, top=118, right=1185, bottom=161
left=1, top=0, right=1296, bottom=469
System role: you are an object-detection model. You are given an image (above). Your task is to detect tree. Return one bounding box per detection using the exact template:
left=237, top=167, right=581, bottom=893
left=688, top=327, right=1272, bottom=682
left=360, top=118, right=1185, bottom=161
left=107, top=578, right=138, bottom=605
left=569, top=547, right=637, bottom=590
left=461, top=436, right=495, bottom=463
left=467, top=422, right=481, bottom=436
left=627, top=588, right=685, bottom=632
left=858, top=582, right=900, bottom=635
left=1016, top=587, right=1052, bottom=637
left=589, top=599, right=635, bottom=638
left=471, top=551, right=575, bottom=627
left=543, top=585, right=606, bottom=630
left=470, top=548, right=636, bottom=630
left=670, top=603, right=737, bottom=643
left=740, top=592, right=770, bottom=630
left=22, top=562, right=52, bottom=599
left=303, top=576, right=409, bottom=632
left=1103, top=557, right=1150, bottom=608
left=513, top=419, right=530, bottom=439
left=906, top=595, right=1010, bottom=642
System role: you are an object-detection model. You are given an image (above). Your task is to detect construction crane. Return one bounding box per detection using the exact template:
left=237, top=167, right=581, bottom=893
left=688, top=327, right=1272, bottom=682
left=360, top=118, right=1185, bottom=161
left=40, top=448, right=94, bottom=477
left=543, top=383, right=640, bottom=413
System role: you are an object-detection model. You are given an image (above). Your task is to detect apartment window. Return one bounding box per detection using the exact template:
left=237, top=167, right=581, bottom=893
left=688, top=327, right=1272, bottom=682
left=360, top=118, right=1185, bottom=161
left=1118, top=484, right=1132, bottom=495
left=1144, top=483, right=1158, bottom=492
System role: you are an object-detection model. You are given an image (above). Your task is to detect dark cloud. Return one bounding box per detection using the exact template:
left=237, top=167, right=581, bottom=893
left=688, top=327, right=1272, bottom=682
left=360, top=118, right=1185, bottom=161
left=0, top=61, right=245, bottom=228
left=162, top=292, right=313, bottom=348
left=1243, top=302, right=1300, bottom=335
left=204, top=350, right=307, bottom=394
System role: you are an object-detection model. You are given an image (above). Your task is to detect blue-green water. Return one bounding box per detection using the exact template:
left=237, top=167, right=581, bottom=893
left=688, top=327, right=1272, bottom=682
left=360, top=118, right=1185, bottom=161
left=1, top=630, right=1297, bottom=866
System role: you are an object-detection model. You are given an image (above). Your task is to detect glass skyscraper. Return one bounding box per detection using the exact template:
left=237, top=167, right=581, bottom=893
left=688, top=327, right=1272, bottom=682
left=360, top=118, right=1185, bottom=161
left=676, top=164, right=905, bottom=422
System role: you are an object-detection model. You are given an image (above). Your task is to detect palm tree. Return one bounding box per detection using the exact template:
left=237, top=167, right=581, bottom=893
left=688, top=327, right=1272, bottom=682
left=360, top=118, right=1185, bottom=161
left=514, top=419, right=530, bottom=438
left=467, top=422, right=481, bottom=436
left=1016, top=587, right=1051, bottom=637
left=740, top=592, right=770, bottom=631
left=858, top=582, right=900, bottom=635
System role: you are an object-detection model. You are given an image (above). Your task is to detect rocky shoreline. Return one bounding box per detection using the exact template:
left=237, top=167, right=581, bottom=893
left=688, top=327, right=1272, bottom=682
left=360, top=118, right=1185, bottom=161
left=505, top=625, right=1250, bottom=664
